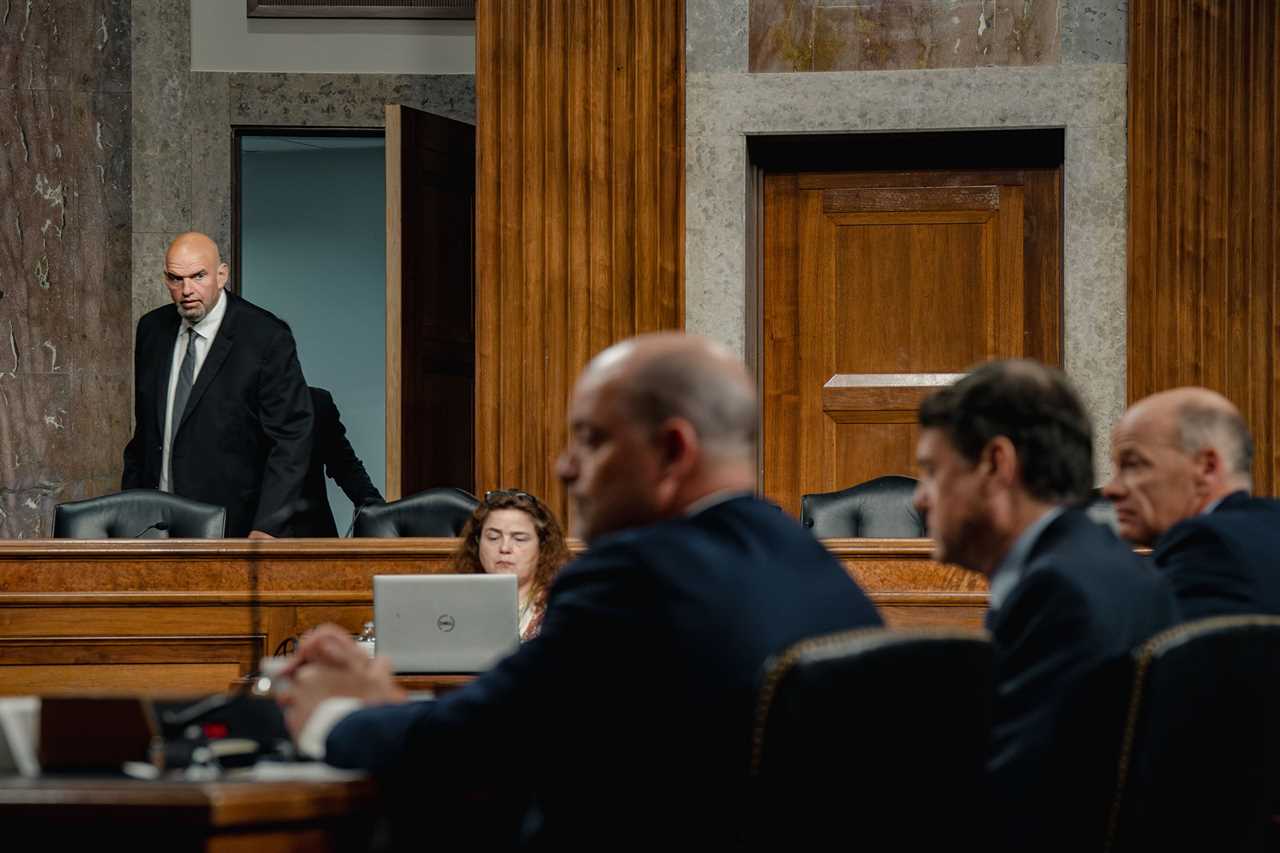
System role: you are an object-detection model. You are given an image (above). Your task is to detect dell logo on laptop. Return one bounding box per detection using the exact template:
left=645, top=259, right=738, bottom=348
left=437, top=614, right=456, bottom=632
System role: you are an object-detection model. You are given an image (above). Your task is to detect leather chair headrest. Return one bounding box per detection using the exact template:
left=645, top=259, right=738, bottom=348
left=52, top=489, right=226, bottom=539
left=800, top=475, right=925, bottom=538
left=351, top=487, right=479, bottom=538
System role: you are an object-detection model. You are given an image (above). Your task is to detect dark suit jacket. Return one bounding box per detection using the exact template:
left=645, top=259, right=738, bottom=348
left=122, top=292, right=313, bottom=537
left=324, top=495, right=883, bottom=849
left=1153, top=490, right=1280, bottom=621
left=292, top=388, right=383, bottom=537
left=986, top=509, right=1177, bottom=851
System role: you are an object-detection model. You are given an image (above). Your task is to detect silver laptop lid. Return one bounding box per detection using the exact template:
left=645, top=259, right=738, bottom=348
left=373, top=574, right=520, bottom=674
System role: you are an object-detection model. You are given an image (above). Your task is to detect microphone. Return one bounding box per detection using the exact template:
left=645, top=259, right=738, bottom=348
left=133, top=521, right=170, bottom=538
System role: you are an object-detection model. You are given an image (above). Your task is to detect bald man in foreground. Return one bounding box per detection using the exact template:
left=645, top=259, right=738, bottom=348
left=122, top=232, right=313, bottom=537
left=1105, top=387, right=1280, bottom=619
left=277, top=333, right=882, bottom=849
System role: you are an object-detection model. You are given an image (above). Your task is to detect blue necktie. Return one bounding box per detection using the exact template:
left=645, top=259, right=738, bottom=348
left=170, top=327, right=197, bottom=448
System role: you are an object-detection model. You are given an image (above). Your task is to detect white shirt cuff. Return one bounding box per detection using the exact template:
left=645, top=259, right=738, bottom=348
left=297, top=697, right=364, bottom=760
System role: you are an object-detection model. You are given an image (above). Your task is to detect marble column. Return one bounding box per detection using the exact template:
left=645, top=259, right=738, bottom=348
left=0, top=0, right=132, bottom=537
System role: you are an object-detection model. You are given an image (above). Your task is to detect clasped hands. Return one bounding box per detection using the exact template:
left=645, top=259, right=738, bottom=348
left=274, top=623, right=407, bottom=740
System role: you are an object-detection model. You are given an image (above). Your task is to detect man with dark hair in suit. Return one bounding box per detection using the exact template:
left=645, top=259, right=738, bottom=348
left=276, top=333, right=882, bottom=849
left=292, top=387, right=383, bottom=537
left=913, top=360, right=1175, bottom=852
left=1105, top=387, right=1280, bottom=620
left=122, top=232, right=312, bottom=538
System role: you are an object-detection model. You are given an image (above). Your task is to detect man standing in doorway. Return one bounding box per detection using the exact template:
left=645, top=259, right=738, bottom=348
left=122, top=232, right=313, bottom=538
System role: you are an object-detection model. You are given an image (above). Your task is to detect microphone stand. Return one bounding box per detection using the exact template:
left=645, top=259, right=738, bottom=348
left=159, top=502, right=305, bottom=762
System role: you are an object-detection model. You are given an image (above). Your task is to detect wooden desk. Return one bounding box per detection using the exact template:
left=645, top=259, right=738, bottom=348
left=0, top=776, right=378, bottom=851
left=0, top=538, right=986, bottom=696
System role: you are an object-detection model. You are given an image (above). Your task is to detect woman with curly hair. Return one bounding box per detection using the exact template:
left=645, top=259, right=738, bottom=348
left=451, top=489, right=572, bottom=640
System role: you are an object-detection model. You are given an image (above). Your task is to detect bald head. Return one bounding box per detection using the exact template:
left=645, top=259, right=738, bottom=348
left=164, top=232, right=228, bottom=323
left=582, top=332, right=759, bottom=463
left=1135, top=388, right=1253, bottom=480
left=559, top=333, right=758, bottom=541
left=1105, top=387, right=1253, bottom=544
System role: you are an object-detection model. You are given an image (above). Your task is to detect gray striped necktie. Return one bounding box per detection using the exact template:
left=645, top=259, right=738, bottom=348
left=170, top=327, right=197, bottom=448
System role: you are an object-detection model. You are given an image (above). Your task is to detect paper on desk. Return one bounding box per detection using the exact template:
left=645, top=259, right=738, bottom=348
left=229, top=761, right=366, bottom=782
left=0, top=697, right=40, bottom=778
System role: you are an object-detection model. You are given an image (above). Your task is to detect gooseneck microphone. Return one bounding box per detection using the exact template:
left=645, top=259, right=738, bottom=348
left=133, top=520, right=170, bottom=538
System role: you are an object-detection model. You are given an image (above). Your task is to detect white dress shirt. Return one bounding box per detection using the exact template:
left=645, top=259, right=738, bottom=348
left=159, top=292, right=228, bottom=492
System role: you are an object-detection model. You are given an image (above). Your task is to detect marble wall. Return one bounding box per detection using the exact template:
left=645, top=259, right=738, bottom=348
left=749, top=0, right=1062, bottom=71
left=0, top=0, right=132, bottom=537
left=686, top=0, right=1129, bottom=473
left=131, top=0, right=475, bottom=332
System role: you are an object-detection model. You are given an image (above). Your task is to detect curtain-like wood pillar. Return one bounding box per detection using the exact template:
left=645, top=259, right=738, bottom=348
left=475, top=0, right=684, bottom=522
left=1128, top=0, right=1279, bottom=491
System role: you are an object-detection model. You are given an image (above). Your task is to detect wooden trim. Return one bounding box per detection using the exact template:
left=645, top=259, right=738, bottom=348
left=247, top=1, right=475, bottom=18
left=822, top=186, right=1000, bottom=213
left=0, top=536, right=1031, bottom=562
left=0, top=538, right=468, bottom=559
left=384, top=106, right=403, bottom=500
left=820, top=373, right=963, bottom=419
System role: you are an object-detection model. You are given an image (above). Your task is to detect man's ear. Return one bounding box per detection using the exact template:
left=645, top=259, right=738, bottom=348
left=984, top=435, right=1019, bottom=486
left=657, top=418, right=699, bottom=476
left=216, top=262, right=229, bottom=288
left=1191, top=447, right=1223, bottom=489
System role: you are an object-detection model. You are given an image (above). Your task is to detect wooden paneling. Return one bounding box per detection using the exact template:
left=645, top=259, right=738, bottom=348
left=1128, top=0, right=1280, bottom=493
left=763, top=168, right=1061, bottom=516
left=475, top=0, right=684, bottom=524
left=0, top=778, right=380, bottom=850
left=0, top=538, right=985, bottom=694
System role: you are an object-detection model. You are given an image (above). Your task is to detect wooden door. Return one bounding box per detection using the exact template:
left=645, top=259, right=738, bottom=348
left=763, top=169, right=1062, bottom=517
left=385, top=104, right=476, bottom=499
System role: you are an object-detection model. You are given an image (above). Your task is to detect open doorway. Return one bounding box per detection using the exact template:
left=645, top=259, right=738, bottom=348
left=235, top=128, right=387, bottom=533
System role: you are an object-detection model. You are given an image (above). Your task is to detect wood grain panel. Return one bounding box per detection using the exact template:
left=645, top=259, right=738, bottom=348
left=475, top=0, right=684, bottom=524
left=0, top=538, right=985, bottom=694
left=1128, top=0, right=1279, bottom=493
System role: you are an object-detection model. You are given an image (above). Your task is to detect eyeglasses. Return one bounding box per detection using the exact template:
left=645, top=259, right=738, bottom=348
left=484, top=489, right=534, bottom=505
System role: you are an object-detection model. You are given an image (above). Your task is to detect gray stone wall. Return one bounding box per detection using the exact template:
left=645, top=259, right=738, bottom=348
left=0, top=0, right=132, bottom=537
left=685, top=0, right=1129, bottom=474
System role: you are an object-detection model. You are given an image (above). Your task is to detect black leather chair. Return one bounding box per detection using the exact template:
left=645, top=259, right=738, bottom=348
left=351, top=487, right=479, bottom=537
left=52, top=489, right=226, bottom=539
left=800, top=475, right=926, bottom=537
left=751, top=628, right=992, bottom=849
left=1103, top=615, right=1280, bottom=853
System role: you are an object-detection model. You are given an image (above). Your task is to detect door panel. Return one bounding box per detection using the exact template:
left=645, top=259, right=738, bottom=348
left=385, top=104, right=476, bottom=498
left=763, top=169, right=1060, bottom=517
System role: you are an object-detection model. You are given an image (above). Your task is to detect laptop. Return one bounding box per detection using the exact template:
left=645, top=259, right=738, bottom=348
left=373, top=574, right=520, bottom=674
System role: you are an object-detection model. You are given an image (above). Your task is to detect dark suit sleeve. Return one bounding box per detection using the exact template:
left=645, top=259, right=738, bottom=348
left=318, top=396, right=383, bottom=507
left=326, top=550, right=647, bottom=777
left=121, top=319, right=148, bottom=489
left=251, top=327, right=314, bottom=536
left=1156, top=524, right=1255, bottom=620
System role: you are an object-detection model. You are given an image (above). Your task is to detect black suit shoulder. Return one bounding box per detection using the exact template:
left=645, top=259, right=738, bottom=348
left=1153, top=493, right=1280, bottom=619
left=1007, top=509, right=1174, bottom=647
